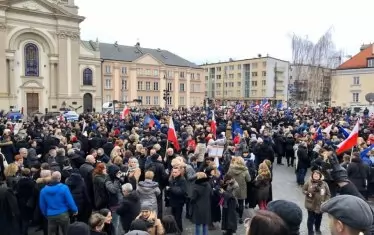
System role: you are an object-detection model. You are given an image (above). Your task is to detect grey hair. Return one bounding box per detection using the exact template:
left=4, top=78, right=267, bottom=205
left=122, top=183, right=133, bottom=192
left=19, top=148, right=28, bottom=154
left=57, top=148, right=65, bottom=156
left=67, top=149, right=75, bottom=156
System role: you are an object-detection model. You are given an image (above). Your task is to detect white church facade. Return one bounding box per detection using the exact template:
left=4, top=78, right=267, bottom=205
left=0, top=0, right=102, bottom=115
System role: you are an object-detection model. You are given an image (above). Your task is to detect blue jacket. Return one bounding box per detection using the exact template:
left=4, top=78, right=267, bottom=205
left=39, top=182, right=78, bottom=216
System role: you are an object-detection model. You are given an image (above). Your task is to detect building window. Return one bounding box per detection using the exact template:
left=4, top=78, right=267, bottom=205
left=105, top=95, right=111, bottom=102
left=229, top=74, right=234, bottom=79
left=137, top=81, right=143, bottom=90
left=180, top=72, right=185, bottom=78
left=145, top=96, right=151, bottom=105
left=197, top=73, right=200, bottom=79
left=216, top=75, right=221, bottom=80
left=262, top=80, right=266, bottom=86
left=237, top=82, right=241, bottom=86
left=191, top=84, right=200, bottom=92
left=121, top=67, right=127, bottom=74
left=353, top=76, right=360, bottom=85
left=368, top=59, right=374, bottom=67
left=24, top=43, right=39, bottom=77
left=262, top=61, right=267, bottom=67
left=138, top=96, right=143, bottom=102
left=137, top=68, right=143, bottom=76
left=145, top=69, right=151, bottom=76
left=105, top=78, right=112, bottom=89
left=167, top=82, right=172, bottom=91
left=167, top=70, right=173, bottom=78
left=154, top=96, right=159, bottom=105
left=121, top=79, right=127, bottom=90
left=154, top=69, right=158, bottom=76
left=262, top=71, right=267, bottom=76
left=180, top=83, right=185, bottom=92
left=205, top=76, right=209, bottom=81
left=105, top=65, right=111, bottom=73
left=82, top=68, right=93, bottom=86
left=229, top=65, right=234, bottom=70
left=167, top=96, right=172, bottom=105
left=252, top=81, right=258, bottom=86
left=179, top=96, right=185, bottom=105
left=237, top=73, right=241, bottom=78
left=145, top=82, right=151, bottom=90
left=352, top=93, right=359, bottom=102
left=237, top=64, right=241, bottom=70
left=153, top=82, right=159, bottom=91
left=252, top=72, right=258, bottom=77
left=216, top=67, right=221, bottom=72
left=191, top=73, right=195, bottom=79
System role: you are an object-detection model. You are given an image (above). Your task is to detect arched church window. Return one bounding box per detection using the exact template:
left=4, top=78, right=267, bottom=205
left=83, top=68, right=93, bottom=86
left=24, top=43, right=39, bottom=77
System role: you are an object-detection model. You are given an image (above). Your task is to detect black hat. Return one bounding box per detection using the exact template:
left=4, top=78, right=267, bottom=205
left=321, top=195, right=373, bottom=230
left=267, top=200, right=302, bottom=235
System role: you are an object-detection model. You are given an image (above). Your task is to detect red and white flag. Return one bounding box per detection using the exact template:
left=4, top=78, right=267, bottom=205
left=210, top=110, right=217, bottom=139
left=167, top=117, right=180, bottom=151
left=121, top=106, right=130, bottom=119
left=336, top=121, right=359, bottom=155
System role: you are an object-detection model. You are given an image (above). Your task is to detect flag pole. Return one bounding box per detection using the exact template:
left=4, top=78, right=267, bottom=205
left=164, top=140, right=169, bottom=162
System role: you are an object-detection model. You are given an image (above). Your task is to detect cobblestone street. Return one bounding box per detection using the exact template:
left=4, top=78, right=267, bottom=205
left=30, top=162, right=330, bottom=235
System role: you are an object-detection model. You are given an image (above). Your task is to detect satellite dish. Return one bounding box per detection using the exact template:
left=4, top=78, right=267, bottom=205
left=365, top=93, right=374, bottom=104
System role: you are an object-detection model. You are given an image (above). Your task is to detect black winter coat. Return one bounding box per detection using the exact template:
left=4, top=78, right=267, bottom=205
left=297, top=145, right=309, bottom=170
left=167, top=175, right=187, bottom=207
left=221, top=191, right=237, bottom=231
left=15, top=176, right=36, bottom=220
left=0, top=187, right=21, bottom=235
left=146, top=155, right=168, bottom=189
left=116, top=191, right=141, bottom=232
left=93, top=174, right=109, bottom=210
left=190, top=178, right=212, bottom=225
left=66, top=173, right=92, bottom=223
left=347, top=158, right=370, bottom=191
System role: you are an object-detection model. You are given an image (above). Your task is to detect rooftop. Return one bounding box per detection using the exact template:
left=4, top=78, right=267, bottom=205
left=337, top=44, right=374, bottom=70
left=83, top=40, right=200, bottom=69
left=200, top=55, right=289, bottom=66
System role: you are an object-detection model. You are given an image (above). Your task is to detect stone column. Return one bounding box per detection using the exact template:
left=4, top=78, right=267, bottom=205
left=49, top=62, right=56, bottom=98
left=0, top=23, right=8, bottom=96
left=8, top=59, right=15, bottom=97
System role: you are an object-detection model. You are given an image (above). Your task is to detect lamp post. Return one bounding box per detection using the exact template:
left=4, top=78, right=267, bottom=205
left=163, top=74, right=169, bottom=110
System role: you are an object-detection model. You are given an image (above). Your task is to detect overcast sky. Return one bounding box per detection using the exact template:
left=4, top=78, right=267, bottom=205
left=76, top=0, right=374, bottom=65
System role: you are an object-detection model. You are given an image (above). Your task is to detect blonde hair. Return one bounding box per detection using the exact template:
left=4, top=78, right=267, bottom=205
left=112, top=156, right=123, bottom=165
left=4, top=163, right=18, bottom=177
left=196, top=172, right=207, bottom=179
left=89, top=213, right=106, bottom=229
left=258, top=162, right=271, bottom=179
left=145, top=171, right=154, bottom=180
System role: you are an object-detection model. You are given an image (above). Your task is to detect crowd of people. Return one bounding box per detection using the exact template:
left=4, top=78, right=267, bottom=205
left=0, top=105, right=374, bottom=235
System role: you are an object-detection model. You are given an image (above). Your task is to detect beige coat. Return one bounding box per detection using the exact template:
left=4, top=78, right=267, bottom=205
left=303, top=179, right=330, bottom=213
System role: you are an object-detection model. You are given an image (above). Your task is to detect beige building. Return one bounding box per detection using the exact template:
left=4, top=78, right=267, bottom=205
left=331, top=44, right=374, bottom=107
left=201, top=56, right=289, bottom=105
left=98, top=42, right=205, bottom=108
left=0, top=0, right=102, bottom=115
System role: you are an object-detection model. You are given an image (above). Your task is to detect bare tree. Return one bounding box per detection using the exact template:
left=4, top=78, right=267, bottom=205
left=290, top=28, right=343, bottom=106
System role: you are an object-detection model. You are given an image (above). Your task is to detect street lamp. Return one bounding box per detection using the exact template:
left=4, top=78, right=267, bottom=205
left=163, top=75, right=169, bottom=109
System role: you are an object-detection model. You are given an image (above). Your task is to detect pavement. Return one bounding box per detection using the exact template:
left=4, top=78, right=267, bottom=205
left=30, top=161, right=330, bottom=235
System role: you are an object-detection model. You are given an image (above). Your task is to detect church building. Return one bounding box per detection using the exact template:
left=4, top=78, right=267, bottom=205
left=0, top=0, right=102, bottom=115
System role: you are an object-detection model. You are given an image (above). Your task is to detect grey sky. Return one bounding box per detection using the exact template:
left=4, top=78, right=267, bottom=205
left=76, top=0, right=374, bottom=65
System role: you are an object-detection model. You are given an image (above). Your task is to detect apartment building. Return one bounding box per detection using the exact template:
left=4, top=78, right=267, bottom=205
left=97, top=42, right=204, bottom=108
left=201, top=56, right=290, bottom=105
left=289, top=64, right=332, bottom=107
left=331, top=44, right=374, bottom=107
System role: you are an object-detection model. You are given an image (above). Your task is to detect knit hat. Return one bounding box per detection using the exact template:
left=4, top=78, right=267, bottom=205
left=267, top=200, right=302, bottom=235
left=140, top=202, right=153, bottom=211
left=67, top=222, right=90, bottom=235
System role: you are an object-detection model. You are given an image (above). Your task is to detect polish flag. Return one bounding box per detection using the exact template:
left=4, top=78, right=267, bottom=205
left=121, top=106, right=130, bottom=119
left=210, top=110, right=217, bottom=139
left=336, top=121, right=359, bottom=155
left=167, top=117, right=180, bottom=151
